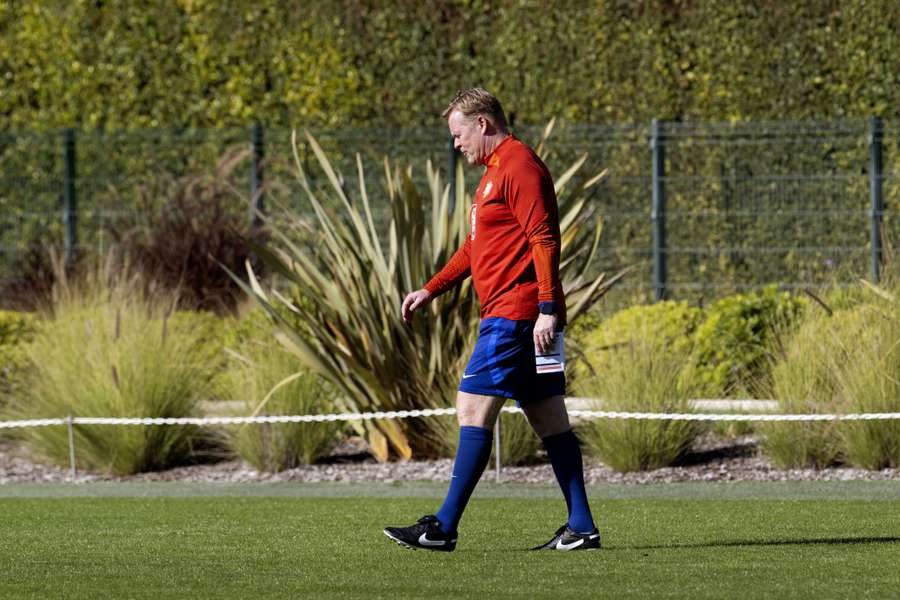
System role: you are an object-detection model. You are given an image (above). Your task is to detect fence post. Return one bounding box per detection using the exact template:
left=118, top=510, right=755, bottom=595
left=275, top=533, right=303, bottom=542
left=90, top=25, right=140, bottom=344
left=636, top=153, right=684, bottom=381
left=250, top=123, right=265, bottom=228
left=66, top=414, right=77, bottom=481
left=869, top=116, right=884, bottom=283
left=63, top=129, right=77, bottom=267
left=447, top=134, right=457, bottom=216
left=650, top=119, right=667, bottom=301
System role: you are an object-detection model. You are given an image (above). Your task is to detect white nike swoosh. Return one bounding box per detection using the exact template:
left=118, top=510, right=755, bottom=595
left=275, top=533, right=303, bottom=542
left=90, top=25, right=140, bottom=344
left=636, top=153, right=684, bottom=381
left=418, top=532, right=451, bottom=546
left=462, top=374, right=477, bottom=379
left=555, top=538, right=585, bottom=550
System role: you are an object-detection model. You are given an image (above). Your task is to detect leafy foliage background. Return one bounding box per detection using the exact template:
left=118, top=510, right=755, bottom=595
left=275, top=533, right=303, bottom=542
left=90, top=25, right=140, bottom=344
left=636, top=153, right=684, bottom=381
left=2, top=1, right=898, bottom=131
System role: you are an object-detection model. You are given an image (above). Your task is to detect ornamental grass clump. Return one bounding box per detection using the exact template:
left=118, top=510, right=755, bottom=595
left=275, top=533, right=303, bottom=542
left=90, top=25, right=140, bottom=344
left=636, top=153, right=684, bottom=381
left=578, top=330, right=702, bottom=472
left=230, top=125, right=625, bottom=460
left=830, top=297, right=900, bottom=469
left=763, top=287, right=900, bottom=470
left=12, top=261, right=218, bottom=475
left=761, top=308, right=854, bottom=468
left=224, top=329, right=341, bottom=471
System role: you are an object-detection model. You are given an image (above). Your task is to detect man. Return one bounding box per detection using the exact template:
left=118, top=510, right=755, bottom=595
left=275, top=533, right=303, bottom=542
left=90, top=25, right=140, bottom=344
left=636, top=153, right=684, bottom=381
left=383, top=88, right=599, bottom=552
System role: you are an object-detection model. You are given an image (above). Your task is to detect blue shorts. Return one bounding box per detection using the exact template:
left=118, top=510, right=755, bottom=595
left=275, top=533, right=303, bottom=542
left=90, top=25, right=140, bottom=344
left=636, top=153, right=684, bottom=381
left=458, top=317, right=566, bottom=404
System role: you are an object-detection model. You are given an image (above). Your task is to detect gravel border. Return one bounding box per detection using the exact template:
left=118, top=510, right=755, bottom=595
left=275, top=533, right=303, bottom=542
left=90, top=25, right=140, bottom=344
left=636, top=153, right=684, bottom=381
left=2, top=436, right=899, bottom=486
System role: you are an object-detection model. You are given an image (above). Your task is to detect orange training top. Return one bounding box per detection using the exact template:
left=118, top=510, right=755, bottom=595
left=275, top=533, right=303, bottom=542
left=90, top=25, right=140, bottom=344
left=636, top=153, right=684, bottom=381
left=423, top=135, right=566, bottom=325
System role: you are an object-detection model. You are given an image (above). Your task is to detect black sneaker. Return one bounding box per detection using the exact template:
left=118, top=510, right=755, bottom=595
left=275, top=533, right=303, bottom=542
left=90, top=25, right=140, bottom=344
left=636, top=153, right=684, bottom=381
left=530, top=525, right=601, bottom=551
left=383, top=515, right=457, bottom=552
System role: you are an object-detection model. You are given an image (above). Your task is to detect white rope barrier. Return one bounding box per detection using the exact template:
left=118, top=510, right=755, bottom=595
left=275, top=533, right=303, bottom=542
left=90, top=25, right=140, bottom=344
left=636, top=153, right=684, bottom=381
left=564, top=410, right=900, bottom=422
left=0, top=408, right=459, bottom=429
left=3, top=407, right=900, bottom=429
left=0, top=418, right=68, bottom=429
left=5, top=406, right=900, bottom=482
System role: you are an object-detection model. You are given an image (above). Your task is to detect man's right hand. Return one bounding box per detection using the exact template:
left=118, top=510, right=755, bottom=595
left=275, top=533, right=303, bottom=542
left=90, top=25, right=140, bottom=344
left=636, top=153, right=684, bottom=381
left=401, top=289, right=432, bottom=322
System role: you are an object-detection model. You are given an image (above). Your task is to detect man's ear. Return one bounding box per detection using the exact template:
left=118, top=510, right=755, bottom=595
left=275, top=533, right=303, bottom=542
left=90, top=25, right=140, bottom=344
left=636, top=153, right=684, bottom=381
left=477, top=115, right=490, bottom=134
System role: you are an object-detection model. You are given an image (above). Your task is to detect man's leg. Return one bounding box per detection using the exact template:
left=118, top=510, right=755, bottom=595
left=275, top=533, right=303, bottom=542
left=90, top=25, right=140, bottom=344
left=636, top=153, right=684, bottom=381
left=434, top=391, right=505, bottom=534
left=522, top=395, right=595, bottom=533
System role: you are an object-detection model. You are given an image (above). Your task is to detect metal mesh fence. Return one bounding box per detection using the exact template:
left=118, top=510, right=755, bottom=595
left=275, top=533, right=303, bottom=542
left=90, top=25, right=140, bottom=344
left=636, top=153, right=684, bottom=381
left=661, top=120, right=872, bottom=303
left=0, top=119, right=895, bottom=311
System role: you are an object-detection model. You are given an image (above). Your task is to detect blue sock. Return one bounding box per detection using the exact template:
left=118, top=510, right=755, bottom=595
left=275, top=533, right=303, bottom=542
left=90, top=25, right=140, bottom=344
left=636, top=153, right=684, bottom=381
left=435, top=425, right=493, bottom=534
left=543, top=429, right=595, bottom=533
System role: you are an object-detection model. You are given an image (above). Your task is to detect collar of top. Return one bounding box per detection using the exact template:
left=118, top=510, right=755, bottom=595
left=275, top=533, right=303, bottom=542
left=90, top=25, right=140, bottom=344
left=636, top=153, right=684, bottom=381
left=484, top=134, right=515, bottom=169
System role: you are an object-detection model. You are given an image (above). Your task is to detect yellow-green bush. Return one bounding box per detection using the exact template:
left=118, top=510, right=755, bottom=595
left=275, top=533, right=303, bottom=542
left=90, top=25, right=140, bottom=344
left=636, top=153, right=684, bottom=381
left=167, top=309, right=236, bottom=398
left=574, top=300, right=702, bottom=388
left=0, top=310, right=37, bottom=409
left=684, top=287, right=807, bottom=397
left=494, top=411, right=542, bottom=467
left=577, top=288, right=806, bottom=399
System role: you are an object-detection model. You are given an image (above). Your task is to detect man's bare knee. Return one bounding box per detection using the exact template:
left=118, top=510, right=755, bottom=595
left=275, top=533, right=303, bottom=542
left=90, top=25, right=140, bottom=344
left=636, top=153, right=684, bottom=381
left=522, top=395, right=570, bottom=438
left=456, top=391, right=504, bottom=428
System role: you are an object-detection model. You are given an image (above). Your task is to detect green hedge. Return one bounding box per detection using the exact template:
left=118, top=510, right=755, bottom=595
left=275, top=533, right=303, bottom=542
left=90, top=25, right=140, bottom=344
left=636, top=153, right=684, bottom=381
left=2, top=1, right=899, bottom=130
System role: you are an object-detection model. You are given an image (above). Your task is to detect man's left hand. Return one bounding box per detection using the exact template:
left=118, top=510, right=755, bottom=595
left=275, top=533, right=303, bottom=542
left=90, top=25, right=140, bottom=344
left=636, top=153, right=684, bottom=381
left=533, top=313, right=558, bottom=355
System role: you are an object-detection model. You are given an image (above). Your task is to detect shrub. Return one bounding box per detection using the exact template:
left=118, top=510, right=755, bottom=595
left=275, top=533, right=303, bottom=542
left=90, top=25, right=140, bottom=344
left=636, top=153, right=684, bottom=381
left=762, top=301, right=900, bottom=469
left=831, top=302, right=900, bottom=469
left=760, top=308, right=855, bottom=468
left=0, top=310, right=37, bottom=412
left=685, top=286, right=807, bottom=397
left=108, top=149, right=259, bottom=316
left=224, top=336, right=341, bottom=471
left=167, top=309, right=238, bottom=400
left=578, top=330, right=703, bottom=472
left=573, top=300, right=702, bottom=388
left=11, top=268, right=219, bottom=475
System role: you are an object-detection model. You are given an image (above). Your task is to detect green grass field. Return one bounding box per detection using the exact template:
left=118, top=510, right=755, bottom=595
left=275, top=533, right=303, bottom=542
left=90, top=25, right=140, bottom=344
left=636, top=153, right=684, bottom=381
left=1, top=481, right=899, bottom=599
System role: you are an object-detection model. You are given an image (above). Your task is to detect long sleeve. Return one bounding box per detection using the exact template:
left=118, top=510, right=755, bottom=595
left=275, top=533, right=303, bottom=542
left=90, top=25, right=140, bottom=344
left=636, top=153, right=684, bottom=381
left=507, top=162, right=561, bottom=303
left=423, top=237, right=472, bottom=297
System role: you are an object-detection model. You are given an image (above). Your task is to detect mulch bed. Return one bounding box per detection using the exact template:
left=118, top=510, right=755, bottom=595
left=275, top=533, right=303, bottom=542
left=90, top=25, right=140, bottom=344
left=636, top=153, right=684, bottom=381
left=2, top=435, right=898, bottom=485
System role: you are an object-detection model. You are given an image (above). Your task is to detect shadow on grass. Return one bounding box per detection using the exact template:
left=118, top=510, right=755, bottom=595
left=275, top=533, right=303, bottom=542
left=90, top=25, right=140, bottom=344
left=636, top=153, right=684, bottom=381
left=625, top=536, right=900, bottom=551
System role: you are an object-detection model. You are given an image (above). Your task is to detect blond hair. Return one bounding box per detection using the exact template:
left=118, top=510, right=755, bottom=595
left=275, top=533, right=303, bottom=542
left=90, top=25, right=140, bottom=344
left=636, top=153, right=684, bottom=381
left=442, top=87, right=508, bottom=128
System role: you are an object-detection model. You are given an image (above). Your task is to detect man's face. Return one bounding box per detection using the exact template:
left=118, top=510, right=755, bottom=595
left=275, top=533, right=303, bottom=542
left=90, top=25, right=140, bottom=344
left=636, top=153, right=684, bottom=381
left=447, top=110, right=486, bottom=165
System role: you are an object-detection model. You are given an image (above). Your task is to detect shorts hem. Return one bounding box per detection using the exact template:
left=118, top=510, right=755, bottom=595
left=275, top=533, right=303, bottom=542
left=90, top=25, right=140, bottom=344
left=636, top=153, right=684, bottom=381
left=457, top=382, right=565, bottom=404
left=457, top=382, right=517, bottom=400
